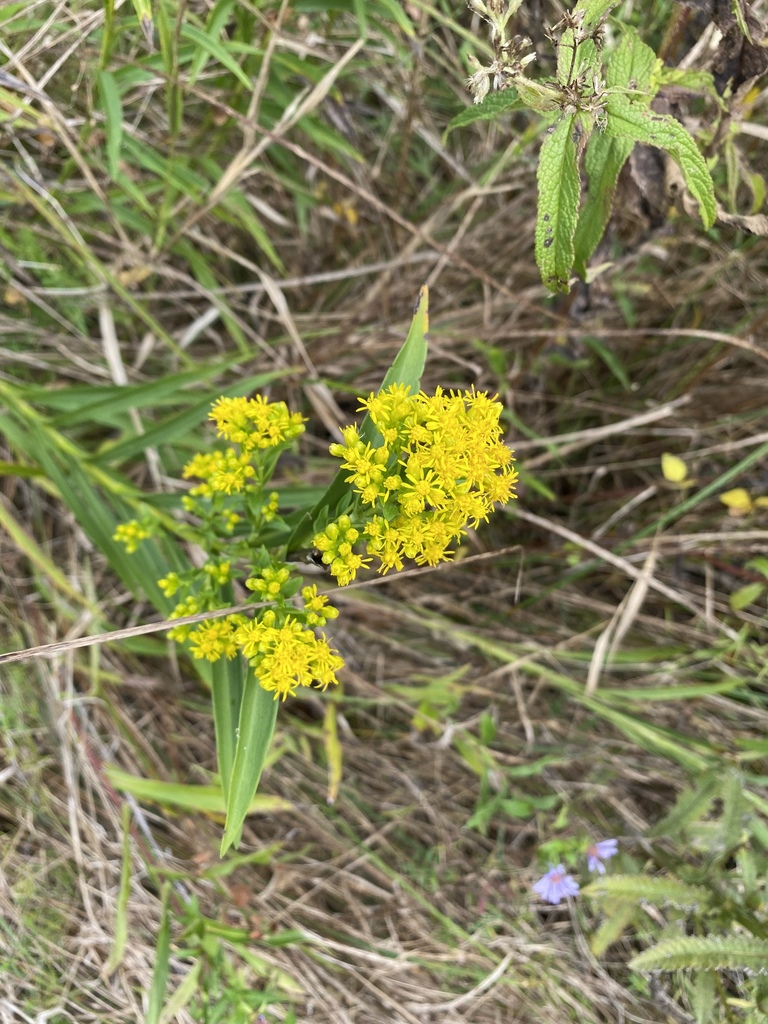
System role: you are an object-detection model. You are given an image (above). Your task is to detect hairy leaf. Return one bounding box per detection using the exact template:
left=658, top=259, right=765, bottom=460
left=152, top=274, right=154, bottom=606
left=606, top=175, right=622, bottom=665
left=536, top=113, right=580, bottom=292
left=655, top=66, right=726, bottom=109
left=647, top=773, right=721, bottom=838
left=631, top=935, right=768, bottom=973
left=605, top=100, right=716, bottom=227
left=605, top=28, right=658, bottom=95
left=444, top=89, right=522, bottom=138
left=574, top=0, right=621, bottom=29
left=583, top=874, right=712, bottom=911
left=573, top=131, right=633, bottom=275
left=690, top=970, right=716, bottom=1024
left=719, top=769, right=748, bottom=856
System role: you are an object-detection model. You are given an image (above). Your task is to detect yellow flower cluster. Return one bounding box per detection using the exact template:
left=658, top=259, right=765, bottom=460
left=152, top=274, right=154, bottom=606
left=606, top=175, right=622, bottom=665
left=314, top=384, right=516, bottom=584
left=113, top=519, right=151, bottom=553
left=188, top=615, right=245, bottom=662
left=182, top=449, right=255, bottom=497
left=233, top=611, right=343, bottom=700
left=209, top=395, right=305, bottom=452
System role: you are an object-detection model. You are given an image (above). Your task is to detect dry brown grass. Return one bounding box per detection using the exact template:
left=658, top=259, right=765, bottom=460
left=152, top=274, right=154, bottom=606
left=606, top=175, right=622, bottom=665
left=2, top=1, right=768, bottom=1022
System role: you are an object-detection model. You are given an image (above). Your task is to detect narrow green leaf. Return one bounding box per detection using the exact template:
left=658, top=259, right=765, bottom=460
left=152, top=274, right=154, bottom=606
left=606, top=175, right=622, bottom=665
left=221, top=671, right=279, bottom=855
left=374, top=284, right=429, bottom=403
left=181, top=22, right=252, bottom=88
left=106, top=803, right=132, bottom=973
left=605, top=100, right=716, bottom=228
left=157, top=962, right=202, bottom=1024
left=573, top=133, right=633, bottom=276
left=746, top=556, right=768, bottom=579
left=730, top=581, right=764, bottom=611
left=219, top=191, right=285, bottom=272
left=690, top=969, right=716, bottom=1024
left=583, top=335, right=631, bottom=390
left=444, top=90, right=522, bottom=139
left=146, top=883, right=171, bottom=1024
left=96, top=70, right=123, bottom=179
left=92, top=370, right=287, bottom=466
left=106, top=765, right=292, bottom=815
left=590, top=902, right=637, bottom=958
left=211, top=654, right=245, bottom=803
left=647, top=773, right=721, bottom=838
left=353, top=0, right=367, bottom=36
left=188, top=0, right=238, bottom=83
left=536, top=114, right=580, bottom=292
left=719, top=769, right=747, bottom=855
left=99, top=0, right=116, bottom=69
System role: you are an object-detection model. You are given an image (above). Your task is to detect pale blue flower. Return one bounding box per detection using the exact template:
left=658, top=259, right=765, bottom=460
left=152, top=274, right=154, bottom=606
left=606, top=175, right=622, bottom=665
left=532, top=864, right=580, bottom=905
left=587, top=838, right=618, bottom=874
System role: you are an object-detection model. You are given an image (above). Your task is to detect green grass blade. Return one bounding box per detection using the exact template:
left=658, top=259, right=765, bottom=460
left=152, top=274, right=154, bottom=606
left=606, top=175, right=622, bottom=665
left=106, top=803, right=132, bottom=973
left=96, top=70, right=123, bottom=180
left=92, top=370, right=288, bottom=466
left=146, top=883, right=171, bottom=1024
left=181, top=22, right=252, bottom=88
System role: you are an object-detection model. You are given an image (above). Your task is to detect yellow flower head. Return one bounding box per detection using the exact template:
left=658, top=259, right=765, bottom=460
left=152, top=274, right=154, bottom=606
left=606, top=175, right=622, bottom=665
left=233, top=616, right=344, bottom=700
left=319, top=385, right=516, bottom=584
left=209, top=395, right=305, bottom=452
left=113, top=519, right=151, bottom=553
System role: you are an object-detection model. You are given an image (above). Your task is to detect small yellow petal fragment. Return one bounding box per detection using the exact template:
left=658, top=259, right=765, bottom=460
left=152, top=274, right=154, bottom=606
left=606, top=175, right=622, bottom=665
left=720, top=488, right=754, bottom=516
left=661, top=452, right=689, bottom=484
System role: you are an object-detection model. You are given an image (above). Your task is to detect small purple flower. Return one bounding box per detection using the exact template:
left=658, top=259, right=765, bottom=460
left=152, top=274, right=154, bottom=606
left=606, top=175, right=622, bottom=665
left=587, top=838, right=618, bottom=874
left=532, top=864, right=580, bottom=905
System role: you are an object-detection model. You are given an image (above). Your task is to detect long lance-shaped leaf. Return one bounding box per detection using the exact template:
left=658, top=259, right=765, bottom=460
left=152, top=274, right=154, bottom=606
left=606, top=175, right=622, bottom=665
left=605, top=99, right=716, bottom=228
left=211, top=640, right=244, bottom=804
left=573, top=132, right=633, bottom=276
left=583, top=874, right=712, bottom=911
left=536, top=113, right=580, bottom=293
left=221, top=668, right=279, bottom=855
left=630, top=935, right=768, bottom=973
left=285, top=286, right=429, bottom=553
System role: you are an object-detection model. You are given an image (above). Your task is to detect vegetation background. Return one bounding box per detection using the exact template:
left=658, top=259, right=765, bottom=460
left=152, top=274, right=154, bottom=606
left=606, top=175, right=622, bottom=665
left=2, top=1, right=768, bottom=1021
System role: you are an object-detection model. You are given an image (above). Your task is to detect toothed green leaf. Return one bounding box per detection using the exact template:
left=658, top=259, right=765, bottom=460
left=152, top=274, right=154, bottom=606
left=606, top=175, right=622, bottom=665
left=631, top=935, right=768, bottom=973
left=573, top=0, right=621, bottom=29
left=583, top=874, right=712, bottom=911
left=605, top=28, right=658, bottom=95
left=573, top=131, right=633, bottom=275
left=536, top=113, right=580, bottom=292
left=444, top=89, right=522, bottom=139
left=605, top=100, right=716, bottom=228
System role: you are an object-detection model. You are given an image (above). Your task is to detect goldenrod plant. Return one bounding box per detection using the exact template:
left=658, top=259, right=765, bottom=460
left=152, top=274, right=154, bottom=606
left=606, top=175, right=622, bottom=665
left=114, top=290, right=517, bottom=852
